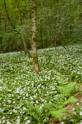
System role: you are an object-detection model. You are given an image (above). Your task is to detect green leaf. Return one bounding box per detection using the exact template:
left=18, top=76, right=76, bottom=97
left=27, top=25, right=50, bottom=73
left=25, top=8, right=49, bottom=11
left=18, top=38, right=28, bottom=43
left=50, top=108, right=66, bottom=119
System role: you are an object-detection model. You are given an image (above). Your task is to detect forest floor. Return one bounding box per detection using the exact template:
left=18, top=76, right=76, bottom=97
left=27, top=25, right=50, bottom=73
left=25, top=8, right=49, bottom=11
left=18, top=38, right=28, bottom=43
left=0, top=44, right=82, bottom=124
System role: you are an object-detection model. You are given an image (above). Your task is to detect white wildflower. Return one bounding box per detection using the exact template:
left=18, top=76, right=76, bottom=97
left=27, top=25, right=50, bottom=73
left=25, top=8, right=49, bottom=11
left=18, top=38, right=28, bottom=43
left=80, top=112, right=82, bottom=116
left=80, top=120, right=82, bottom=124
left=7, top=120, right=11, bottom=124
left=25, top=120, right=31, bottom=124
left=16, top=87, right=21, bottom=93
left=16, top=116, right=20, bottom=124
left=60, top=122, right=64, bottom=124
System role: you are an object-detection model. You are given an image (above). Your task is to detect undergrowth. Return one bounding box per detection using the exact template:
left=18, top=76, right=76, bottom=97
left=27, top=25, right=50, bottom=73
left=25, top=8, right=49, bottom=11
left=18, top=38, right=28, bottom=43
left=0, top=44, right=82, bottom=124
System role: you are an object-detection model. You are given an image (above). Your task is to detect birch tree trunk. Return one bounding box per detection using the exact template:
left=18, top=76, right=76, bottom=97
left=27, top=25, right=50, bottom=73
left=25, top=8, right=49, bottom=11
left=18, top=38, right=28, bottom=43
left=31, top=0, right=40, bottom=73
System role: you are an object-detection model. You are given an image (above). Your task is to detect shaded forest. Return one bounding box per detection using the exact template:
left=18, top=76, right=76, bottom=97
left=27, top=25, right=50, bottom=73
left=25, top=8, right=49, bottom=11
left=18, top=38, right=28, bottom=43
left=0, top=0, right=82, bottom=124
left=0, top=0, right=82, bottom=52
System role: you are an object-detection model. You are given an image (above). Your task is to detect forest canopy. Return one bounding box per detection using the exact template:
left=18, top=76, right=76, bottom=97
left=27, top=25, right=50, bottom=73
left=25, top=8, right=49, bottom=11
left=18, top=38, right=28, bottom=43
left=0, top=0, right=82, bottom=52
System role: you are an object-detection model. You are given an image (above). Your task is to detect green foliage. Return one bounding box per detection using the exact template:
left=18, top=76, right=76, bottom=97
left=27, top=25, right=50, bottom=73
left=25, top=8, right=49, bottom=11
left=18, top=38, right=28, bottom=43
left=64, top=96, right=77, bottom=105
left=0, top=0, right=82, bottom=52
left=0, top=45, right=82, bottom=123
left=50, top=108, right=66, bottom=120
left=58, top=82, right=76, bottom=97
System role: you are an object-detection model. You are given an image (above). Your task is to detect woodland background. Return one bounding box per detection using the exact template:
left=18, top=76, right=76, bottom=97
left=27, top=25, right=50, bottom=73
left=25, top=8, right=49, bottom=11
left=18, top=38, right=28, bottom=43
left=0, top=0, right=82, bottom=52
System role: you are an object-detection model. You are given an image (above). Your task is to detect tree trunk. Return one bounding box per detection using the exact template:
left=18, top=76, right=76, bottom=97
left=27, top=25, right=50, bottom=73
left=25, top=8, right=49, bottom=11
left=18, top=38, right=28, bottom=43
left=21, top=33, right=31, bottom=57
left=15, top=1, right=31, bottom=56
left=31, top=0, right=40, bottom=74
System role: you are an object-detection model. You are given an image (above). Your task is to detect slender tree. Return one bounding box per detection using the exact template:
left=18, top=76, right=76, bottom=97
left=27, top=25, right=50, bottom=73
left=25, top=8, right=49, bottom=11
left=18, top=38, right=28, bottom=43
left=4, top=0, right=15, bottom=29
left=15, top=0, right=31, bottom=56
left=4, top=0, right=30, bottom=56
left=31, top=0, right=40, bottom=73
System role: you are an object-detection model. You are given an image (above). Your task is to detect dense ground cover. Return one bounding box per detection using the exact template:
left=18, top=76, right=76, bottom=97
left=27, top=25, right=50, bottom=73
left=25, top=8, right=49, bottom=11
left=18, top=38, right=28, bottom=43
left=0, top=44, right=82, bottom=124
